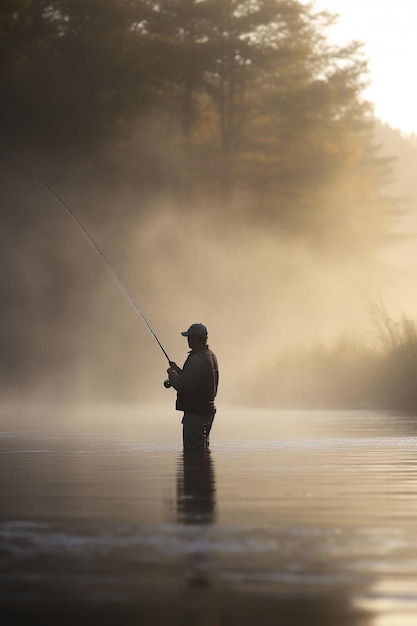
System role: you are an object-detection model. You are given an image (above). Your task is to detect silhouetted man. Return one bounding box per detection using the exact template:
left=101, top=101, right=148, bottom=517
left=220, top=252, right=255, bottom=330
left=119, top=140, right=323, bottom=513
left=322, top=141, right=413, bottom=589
left=167, top=323, right=219, bottom=450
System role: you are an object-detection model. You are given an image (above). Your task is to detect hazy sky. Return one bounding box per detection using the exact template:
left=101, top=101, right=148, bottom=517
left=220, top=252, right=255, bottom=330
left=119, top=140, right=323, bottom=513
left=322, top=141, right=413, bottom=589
left=312, top=0, right=417, bottom=135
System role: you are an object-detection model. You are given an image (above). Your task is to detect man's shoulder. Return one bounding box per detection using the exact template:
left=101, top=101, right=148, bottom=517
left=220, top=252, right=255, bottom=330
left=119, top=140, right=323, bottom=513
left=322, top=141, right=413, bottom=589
left=205, top=347, right=217, bottom=360
left=185, top=353, right=204, bottom=367
left=194, top=348, right=217, bottom=366
left=194, top=347, right=216, bottom=356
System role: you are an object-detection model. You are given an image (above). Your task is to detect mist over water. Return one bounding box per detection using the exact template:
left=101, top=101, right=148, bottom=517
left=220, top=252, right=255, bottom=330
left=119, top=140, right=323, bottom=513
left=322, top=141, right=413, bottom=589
left=2, top=171, right=417, bottom=408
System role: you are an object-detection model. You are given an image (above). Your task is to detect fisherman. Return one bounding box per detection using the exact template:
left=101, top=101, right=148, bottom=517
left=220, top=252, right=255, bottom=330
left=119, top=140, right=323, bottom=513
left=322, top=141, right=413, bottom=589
left=167, top=323, right=219, bottom=450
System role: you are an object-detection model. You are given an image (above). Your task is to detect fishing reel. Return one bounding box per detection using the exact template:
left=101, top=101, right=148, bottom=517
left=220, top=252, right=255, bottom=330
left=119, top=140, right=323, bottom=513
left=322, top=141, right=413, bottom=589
left=163, top=379, right=172, bottom=388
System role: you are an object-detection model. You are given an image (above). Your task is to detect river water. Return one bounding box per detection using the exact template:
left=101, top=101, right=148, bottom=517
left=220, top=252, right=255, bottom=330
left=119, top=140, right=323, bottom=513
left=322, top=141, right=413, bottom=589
left=1, top=404, right=417, bottom=625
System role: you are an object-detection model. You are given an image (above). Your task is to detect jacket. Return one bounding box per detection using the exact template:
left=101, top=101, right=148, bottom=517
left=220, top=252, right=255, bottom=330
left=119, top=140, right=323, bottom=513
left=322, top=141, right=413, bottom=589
left=171, top=346, right=219, bottom=414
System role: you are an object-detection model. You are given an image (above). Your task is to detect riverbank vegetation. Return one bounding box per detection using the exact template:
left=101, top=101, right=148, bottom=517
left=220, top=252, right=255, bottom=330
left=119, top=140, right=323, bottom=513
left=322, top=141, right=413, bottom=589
left=244, top=304, right=417, bottom=411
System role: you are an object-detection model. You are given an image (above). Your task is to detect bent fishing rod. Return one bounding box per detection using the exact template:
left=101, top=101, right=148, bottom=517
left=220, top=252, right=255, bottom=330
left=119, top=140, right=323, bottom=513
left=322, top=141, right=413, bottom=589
left=35, top=177, right=171, bottom=364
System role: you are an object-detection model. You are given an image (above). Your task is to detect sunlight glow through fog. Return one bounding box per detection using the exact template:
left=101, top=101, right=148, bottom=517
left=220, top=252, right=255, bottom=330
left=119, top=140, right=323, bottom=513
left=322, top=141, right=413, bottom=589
left=312, top=0, right=417, bottom=135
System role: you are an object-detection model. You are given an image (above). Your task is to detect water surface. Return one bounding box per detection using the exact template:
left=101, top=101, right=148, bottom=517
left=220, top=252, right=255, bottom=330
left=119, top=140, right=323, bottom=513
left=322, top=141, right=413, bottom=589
left=1, top=404, right=417, bottom=625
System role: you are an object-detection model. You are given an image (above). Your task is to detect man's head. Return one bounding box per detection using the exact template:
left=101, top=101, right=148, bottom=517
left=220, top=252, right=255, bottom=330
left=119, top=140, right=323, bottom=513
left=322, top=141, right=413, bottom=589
left=181, top=323, right=208, bottom=349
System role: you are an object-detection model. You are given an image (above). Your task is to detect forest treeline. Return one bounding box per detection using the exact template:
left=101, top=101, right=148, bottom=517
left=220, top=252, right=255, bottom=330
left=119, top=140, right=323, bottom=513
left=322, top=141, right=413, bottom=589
left=1, top=0, right=398, bottom=249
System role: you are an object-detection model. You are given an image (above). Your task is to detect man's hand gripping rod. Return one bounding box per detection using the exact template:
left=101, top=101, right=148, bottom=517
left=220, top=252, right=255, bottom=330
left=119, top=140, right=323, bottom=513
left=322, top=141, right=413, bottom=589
left=35, top=178, right=171, bottom=363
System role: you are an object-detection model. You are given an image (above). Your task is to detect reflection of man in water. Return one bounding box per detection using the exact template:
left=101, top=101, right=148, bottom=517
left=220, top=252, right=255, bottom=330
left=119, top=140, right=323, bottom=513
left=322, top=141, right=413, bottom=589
left=167, top=323, right=219, bottom=450
left=176, top=450, right=217, bottom=590
left=177, top=450, right=216, bottom=525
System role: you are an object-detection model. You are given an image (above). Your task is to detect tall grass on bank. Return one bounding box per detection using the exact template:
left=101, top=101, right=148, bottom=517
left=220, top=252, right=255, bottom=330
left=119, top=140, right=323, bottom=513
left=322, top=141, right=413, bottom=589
left=246, top=306, right=417, bottom=411
left=372, top=304, right=417, bottom=411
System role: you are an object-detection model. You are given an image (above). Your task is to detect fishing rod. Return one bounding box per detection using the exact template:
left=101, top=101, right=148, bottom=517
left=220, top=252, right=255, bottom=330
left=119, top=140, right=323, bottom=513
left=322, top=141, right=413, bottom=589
left=35, top=177, right=171, bottom=364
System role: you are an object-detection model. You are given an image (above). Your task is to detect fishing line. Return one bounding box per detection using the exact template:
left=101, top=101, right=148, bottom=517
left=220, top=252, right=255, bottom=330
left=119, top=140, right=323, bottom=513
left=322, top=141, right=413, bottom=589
left=35, top=177, right=171, bottom=363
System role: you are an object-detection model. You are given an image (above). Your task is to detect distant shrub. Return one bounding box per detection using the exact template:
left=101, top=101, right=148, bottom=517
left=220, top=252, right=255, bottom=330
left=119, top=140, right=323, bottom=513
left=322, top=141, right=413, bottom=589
left=243, top=303, right=417, bottom=412
left=371, top=303, right=417, bottom=410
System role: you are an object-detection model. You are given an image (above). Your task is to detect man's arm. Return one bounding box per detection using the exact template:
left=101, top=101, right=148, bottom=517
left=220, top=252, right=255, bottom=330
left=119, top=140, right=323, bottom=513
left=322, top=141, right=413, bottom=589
left=167, top=355, right=202, bottom=392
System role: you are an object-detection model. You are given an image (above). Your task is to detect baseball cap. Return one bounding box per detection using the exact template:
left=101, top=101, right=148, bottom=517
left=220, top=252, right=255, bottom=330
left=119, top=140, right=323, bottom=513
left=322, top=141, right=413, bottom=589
left=181, top=323, right=208, bottom=338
